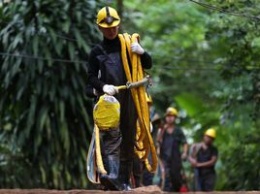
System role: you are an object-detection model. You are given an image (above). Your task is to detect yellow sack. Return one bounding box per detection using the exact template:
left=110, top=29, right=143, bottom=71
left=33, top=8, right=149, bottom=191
left=93, top=95, right=120, bottom=130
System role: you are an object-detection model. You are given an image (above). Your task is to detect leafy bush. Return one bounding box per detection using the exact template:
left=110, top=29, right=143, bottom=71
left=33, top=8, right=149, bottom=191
left=0, top=0, right=101, bottom=188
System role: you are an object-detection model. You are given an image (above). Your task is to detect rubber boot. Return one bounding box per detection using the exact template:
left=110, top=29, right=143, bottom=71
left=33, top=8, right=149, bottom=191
left=100, top=156, right=122, bottom=191
left=119, top=160, right=133, bottom=191
left=133, top=157, right=143, bottom=188
left=99, top=129, right=122, bottom=190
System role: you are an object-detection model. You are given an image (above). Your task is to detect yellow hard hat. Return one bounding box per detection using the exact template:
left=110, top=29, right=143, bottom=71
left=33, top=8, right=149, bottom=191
left=93, top=95, right=120, bottom=130
left=145, top=93, right=153, bottom=104
left=165, top=107, right=178, bottom=117
left=96, top=6, right=120, bottom=28
left=205, top=128, right=216, bottom=139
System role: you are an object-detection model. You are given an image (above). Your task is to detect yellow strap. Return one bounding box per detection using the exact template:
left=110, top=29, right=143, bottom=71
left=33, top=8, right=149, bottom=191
left=116, top=85, right=127, bottom=90
left=95, top=124, right=107, bottom=175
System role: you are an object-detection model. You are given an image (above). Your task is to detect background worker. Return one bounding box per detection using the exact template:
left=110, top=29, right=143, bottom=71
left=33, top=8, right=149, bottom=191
left=189, top=128, right=218, bottom=191
left=157, top=107, right=188, bottom=192
left=87, top=6, right=152, bottom=190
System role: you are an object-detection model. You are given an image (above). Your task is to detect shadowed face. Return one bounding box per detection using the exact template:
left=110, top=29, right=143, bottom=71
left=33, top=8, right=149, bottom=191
left=203, top=135, right=214, bottom=145
left=165, top=115, right=176, bottom=125
left=99, top=26, right=119, bottom=40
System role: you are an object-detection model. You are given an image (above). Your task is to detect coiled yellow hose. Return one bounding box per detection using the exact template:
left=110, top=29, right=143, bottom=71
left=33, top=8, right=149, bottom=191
left=118, top=33, right=158, bottom=173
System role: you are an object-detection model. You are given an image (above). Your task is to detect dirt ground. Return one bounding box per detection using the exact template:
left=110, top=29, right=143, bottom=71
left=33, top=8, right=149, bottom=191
left=0, top=186, right=259, bottom=194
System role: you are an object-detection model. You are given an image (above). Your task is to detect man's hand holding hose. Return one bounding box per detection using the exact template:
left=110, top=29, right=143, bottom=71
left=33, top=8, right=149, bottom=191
left=131, top=41, right=145, bottom=55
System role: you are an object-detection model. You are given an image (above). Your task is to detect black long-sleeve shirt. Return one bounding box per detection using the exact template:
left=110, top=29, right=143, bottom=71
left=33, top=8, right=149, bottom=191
left=87, top=36, right=152, bottom=92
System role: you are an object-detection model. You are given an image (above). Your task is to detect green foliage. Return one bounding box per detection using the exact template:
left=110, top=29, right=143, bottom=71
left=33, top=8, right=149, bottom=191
left=0, top=0, right=101, bottom=188
left=204, top=1, right=260, bottom=189
left=217, top=117, right=260, bottom=190
left=206, top=0, right=260, bottom=121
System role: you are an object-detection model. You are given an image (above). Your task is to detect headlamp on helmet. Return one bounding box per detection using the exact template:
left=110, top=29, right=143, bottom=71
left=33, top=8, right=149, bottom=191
left=96, top=6, right=120, bottom=28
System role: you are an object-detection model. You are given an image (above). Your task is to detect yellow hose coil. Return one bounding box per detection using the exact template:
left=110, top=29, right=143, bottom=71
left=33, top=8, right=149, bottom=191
left=118, top=33, right=158, bottom=173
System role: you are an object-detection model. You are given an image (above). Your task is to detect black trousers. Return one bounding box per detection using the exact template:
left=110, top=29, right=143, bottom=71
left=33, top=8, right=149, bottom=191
left=196, top=170, right=216, bottom=191
left=162, top=160, right=182, bottom=192
left=133, top=156, right=143, bottom=187
left=100, top=128, right=122, bottom=173
left=118, top=90, right=137, bottom=161
left=117, top=90, right=137, bottom=184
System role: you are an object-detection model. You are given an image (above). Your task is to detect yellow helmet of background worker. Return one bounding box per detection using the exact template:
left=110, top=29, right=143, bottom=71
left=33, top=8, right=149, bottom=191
left=165, top=107, right=178, bottom=117
left=205, top=128, right=216, bottom=139
left=96, top=6, right=120, bottom=28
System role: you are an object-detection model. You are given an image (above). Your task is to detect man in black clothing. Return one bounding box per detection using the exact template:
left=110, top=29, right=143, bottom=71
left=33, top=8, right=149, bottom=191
left=87, top=6, right=152, bottom=190
left=157, top=107, right=188, bottom=192
left=189, top=128, right=218, bottom=191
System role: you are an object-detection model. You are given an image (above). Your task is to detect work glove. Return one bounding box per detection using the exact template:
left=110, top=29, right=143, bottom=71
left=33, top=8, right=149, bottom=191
left=103, top=84, right=119, bottom=96
left=131, top=42, right=144, bottom=55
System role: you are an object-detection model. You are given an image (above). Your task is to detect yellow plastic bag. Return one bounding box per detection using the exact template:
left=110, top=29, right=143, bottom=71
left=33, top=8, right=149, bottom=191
left=93, top=95, right=120, bottom=130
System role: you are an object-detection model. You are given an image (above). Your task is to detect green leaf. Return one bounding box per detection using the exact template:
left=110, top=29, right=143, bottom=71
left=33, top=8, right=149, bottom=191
left=68, top=42, right=75, bottom=60
left=59, top=101, right=65, bottom=123
left=37, top=106, right=49, bottom=132
left=25, top=95, right=37, bottom=137
left=175, top=93, right=205, bottom=117
left=32, top=36, right=39, bottom=56
left=62, top=20, right=71, bottom=33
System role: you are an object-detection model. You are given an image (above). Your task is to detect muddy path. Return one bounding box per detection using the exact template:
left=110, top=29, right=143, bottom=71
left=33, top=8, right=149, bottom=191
left=0, top=186, right=259, bottom=194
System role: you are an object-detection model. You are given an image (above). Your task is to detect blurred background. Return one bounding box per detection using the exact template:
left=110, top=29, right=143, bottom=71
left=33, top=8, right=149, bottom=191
left=0, top=0, right=259, bottom=191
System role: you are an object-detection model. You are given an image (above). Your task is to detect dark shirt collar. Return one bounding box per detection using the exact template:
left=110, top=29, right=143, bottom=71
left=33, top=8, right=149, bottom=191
left=103, top=36, right=120, bottom=45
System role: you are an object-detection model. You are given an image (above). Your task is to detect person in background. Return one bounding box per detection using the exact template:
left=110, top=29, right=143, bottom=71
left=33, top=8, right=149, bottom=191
left=157, top=107, right=188, bottom=192
left=189, top=128, right=218, bottom=191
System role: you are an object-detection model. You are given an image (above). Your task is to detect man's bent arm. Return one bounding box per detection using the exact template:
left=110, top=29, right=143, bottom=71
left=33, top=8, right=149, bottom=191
left=197, top=156, right=217, bottom=168
left=87, top=50, right=105, bottom=92
left=183, top=143, right=188, bottom=155
left=140, top=52, right=152, bottom=69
